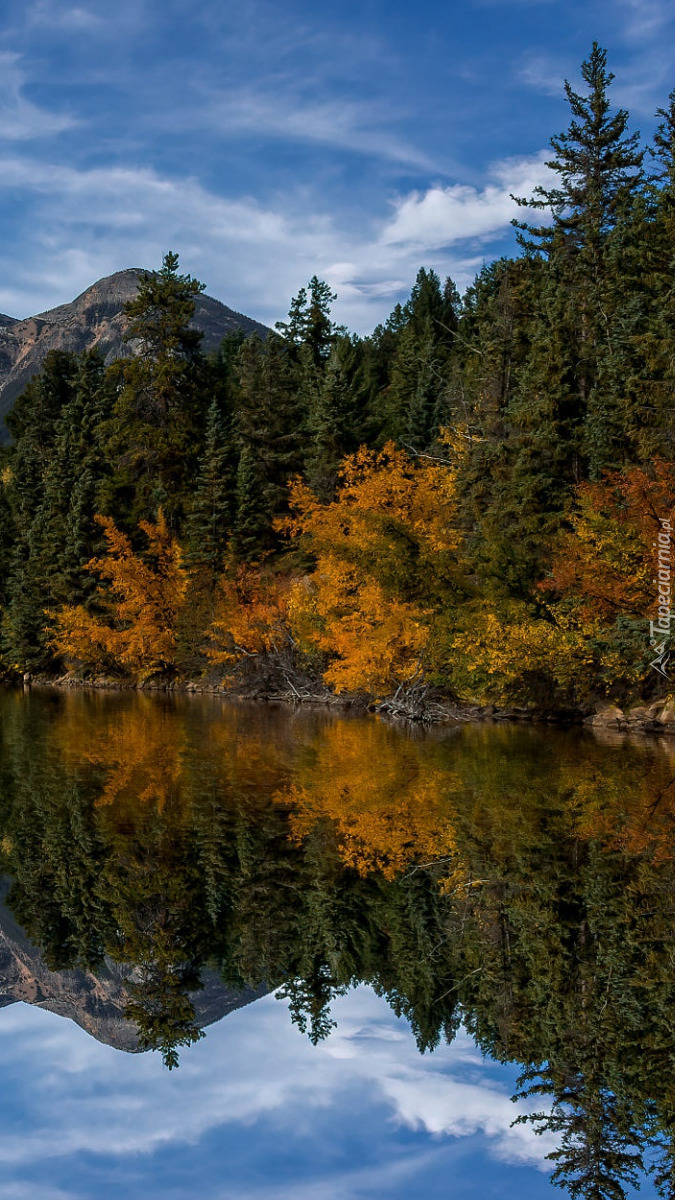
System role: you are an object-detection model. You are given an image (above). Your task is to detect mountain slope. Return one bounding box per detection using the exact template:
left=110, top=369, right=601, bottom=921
left=0, top=268, right=269, bottom=431
left=0, top=888, right=268, bottom=1052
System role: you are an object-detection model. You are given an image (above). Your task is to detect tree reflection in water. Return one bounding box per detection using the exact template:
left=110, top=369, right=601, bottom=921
left=1, top=688, right=675, bottom=1196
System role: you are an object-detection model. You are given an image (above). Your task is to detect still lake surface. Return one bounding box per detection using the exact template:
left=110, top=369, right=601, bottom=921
left=0, top=687, right=671, bottom=1199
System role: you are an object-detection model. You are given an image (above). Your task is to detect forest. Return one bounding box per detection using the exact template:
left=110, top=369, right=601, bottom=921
left=3, top=692, right=675, bottom=1196
left=2, top=42, right=675, bottom=715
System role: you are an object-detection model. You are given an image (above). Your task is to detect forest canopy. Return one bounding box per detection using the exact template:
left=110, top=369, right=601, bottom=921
left=2, top=45, right=675, bottom=713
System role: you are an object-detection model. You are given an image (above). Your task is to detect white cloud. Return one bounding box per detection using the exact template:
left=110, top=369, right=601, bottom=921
left=0, top=53, right=76, bottom=140
left=0, top=986, right=555, bottom=1185
left=380, top=153, right=553, bottom=249
left=0, top=151, right=548, bottom=331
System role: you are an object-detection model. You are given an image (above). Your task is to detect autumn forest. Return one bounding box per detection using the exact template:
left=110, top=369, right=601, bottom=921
left=3, top=43, right=675, bottom=715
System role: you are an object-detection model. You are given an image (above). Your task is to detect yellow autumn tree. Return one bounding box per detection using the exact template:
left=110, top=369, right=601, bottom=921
left=449, top=463, right=675, bottom=706
left=283, top=441, right=465, bottom=695
left=52, top=511, right=187, bottom=678
left=207, top=565, right=292, bottom=668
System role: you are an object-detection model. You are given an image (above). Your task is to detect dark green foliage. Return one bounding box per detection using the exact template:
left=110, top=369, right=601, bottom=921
left=233, top=334, right=304, bottom=558
left=101, top=252, right=208, bottom=527
left=513, top=42, right=644, bottom=261
left=1, top=350, right=116, bottom=669
left=304, top=335, right=371, bottom=500
left=184, top=398, right=234, bottom=574
left=276, top=274, right=343, bottom=365
left=374, top=267, right=459, bottom=447
left=2, top=45, right=675, bottom=677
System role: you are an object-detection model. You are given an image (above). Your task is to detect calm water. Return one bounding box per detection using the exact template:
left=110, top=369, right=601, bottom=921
left=0, top=687, right=672, bottom=1199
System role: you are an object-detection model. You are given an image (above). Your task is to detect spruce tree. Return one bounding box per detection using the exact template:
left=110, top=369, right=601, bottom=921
left=276, top=275, right=342, bottom=364
left=513, top=43, right=644, bottom=270
left=233, top=334, right=303, bottom=558
left=177, top=397, right=236, bottom=672
left=103, top=252, right=207, bottom=527
left=512, top=43, right=645, bottom=477
left=304, top=335, right=370, bottom=501
left=232, top=442, right=272, bottom=562
left=184, top=398, right=234, bottom=576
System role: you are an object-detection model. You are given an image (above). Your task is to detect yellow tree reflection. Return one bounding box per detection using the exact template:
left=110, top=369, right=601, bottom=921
left=274, top=721, right=461, bottom=881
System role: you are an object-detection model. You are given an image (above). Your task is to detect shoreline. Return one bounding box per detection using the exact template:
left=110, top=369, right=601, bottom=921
left=16, top=671, right=675, bottom=738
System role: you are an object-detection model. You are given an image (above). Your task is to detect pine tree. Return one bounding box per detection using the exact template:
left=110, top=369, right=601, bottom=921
left=178, top=398, right=235, bottom=672
left=233, top=334, right=303, bottom=558
left=232, top=443, right=272, bottom=562
left=304, top=336, right=369, bottom=501
left=513, top=43, right=645, bottom=477
left=103, top=253, right=207, bottom=526
left=513, top=43, right=644, bottom=269
left=276, top=275, right=342, bottom=364
left=1, top=351, right=83, bottom=670
left=184, top=398, right=234, bottom=575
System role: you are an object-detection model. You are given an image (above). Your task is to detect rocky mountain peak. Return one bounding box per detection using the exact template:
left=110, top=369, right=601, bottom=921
left=0, top=269, right=269, bottom=433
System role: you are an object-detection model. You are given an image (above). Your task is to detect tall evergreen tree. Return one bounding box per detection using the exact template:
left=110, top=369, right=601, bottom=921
left=233, top=334, right=303, bottom=558
left=102, top=252, right=207, bottom=526
left=276, top=275, right=342, bottom=364
left=513, top=43, right=645, bottom=476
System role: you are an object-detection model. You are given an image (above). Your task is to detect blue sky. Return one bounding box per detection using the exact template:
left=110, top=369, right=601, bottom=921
left=0, top=0, right=673, bottom=330
left=0, top=986, right=622, bottom=1200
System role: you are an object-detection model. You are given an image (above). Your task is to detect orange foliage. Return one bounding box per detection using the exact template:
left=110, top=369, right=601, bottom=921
left=52, top=511, right=187, bottom=678
left=208, top=565, right=291, bottom=665
left=82, top=703, right=184, bottom=811
left=284, top=442, right=462, bottom=693
left=569, top=750, right=675, bottom=864
left=542, top=461, right=675, bottom=622
left=274, top=721, right=460, bottom=881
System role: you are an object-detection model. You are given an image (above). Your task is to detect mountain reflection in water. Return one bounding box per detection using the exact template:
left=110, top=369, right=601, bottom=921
left=0, top=688, right=674, bottom=1198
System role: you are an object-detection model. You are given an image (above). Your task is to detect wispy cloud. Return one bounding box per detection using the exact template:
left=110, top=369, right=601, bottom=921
left=190, top=83, right=433, bottom=168
left=0, top=150, right=547, bottom=330
left=0, top=986, right=555, bottom=1197
left=29, top=4, right=104, bottom=30
left=23, top=0, right=149, bottom=35
left=518, top=33, right=675, bottom=118
left=0, top=1187, right=75, bottom=1200
left=0, top=53, right=76, bottom=140
left=518, top=51, right=567, bottom=98
left=619, top=0, right=674, bottom=42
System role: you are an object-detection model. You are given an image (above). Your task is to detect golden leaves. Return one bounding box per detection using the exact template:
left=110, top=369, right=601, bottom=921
left=284, top=442, right=461, bottom=694
left=207, top=565, right=291, bottom=665
left=274, top=721, right=459, bottom=880
left=52, top=510, right=187, bottom=678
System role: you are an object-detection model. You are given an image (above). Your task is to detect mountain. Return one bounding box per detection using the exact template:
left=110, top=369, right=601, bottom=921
left=0, top=268, right=269, bottom=432
left=0, top=888, right=268, bottom=1053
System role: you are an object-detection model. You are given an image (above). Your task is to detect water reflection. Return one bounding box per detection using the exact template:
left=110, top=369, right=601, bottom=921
left=0, top=688, right=674, bottom=1196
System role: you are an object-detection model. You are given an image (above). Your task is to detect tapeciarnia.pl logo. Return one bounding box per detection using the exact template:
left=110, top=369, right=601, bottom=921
left=650, top=518, right=672, bottom=679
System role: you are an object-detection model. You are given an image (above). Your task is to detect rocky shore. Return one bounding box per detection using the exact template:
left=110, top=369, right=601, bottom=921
left=586, top=700, right=675, bottom=735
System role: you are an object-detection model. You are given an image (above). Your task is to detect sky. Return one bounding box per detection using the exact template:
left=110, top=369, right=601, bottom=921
left=0, top=0, right=673, bottom=332
left=0, top=984, right=652, bottom=1200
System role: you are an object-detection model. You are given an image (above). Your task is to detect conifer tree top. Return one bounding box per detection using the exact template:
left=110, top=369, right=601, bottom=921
left=512, top=42, right=644, bottom=253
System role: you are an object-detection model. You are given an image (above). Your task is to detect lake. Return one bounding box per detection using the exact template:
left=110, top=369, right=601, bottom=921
left=0, top=686, right=671, bottom=1199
